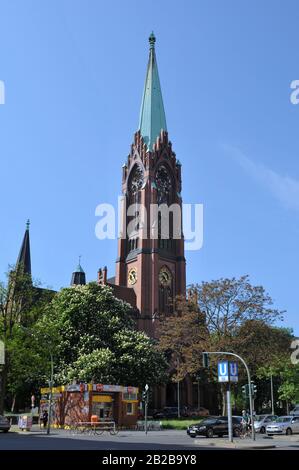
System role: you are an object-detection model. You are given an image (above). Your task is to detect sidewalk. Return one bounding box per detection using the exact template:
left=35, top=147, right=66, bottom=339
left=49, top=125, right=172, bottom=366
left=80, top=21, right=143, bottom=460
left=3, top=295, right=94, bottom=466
left=194, top=434, right=299, bottom=449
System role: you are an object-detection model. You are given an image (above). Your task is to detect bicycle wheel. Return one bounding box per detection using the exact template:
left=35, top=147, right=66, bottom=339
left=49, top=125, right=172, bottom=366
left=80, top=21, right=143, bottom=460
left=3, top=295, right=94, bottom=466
left=95, top=427, right=104, bottom=435
left=109, top=427, right=119, bottom=435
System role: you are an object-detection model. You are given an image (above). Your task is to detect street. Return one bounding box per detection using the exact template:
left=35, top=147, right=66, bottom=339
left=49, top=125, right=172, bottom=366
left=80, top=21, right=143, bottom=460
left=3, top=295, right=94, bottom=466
left=0, top=427, right=299, bottom=450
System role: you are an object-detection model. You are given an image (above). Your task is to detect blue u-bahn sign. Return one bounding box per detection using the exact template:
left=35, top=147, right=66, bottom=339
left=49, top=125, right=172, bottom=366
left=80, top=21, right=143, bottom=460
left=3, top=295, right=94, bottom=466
left=218, top=361, right=238, bottom=383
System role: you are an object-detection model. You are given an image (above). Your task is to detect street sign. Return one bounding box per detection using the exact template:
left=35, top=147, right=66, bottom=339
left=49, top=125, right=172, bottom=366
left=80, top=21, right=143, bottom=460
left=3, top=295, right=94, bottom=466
left=218, top=361, right=229, bottom=382
left=229, top=362, right=238, bottom=382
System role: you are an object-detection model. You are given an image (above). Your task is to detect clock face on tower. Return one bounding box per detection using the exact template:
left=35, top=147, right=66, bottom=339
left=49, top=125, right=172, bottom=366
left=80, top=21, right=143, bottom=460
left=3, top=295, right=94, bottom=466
left=128, top=267, right=137, bottom=285
left=155, top=165, right=172, bottom=203
left=159, top=266, right=172, bottom=287
left=129, top=165, right=144, bottom=195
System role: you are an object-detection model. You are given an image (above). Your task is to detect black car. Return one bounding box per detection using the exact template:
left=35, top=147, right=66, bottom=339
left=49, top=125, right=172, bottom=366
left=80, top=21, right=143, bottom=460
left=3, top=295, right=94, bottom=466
left=153, top=407, right=187, bottom=419
left=0, top=416, right=10, bottom=433
left=187, top=416, right=242, bottom=438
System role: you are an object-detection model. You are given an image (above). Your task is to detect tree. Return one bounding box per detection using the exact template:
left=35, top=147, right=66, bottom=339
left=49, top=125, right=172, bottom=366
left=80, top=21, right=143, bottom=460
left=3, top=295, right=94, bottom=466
left=258, top=356, right=299, bottom=414
left=157, top=294, right=207, bottom=382
left=0, top=267, right=36, bottom=413
left=0, top=266, right=54, bottom=413
left=38, top=283, right=168, bottom=388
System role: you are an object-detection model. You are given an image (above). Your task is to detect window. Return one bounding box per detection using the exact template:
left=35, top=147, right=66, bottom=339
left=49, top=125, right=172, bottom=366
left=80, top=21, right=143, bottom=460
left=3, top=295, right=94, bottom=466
left=123, top=392, right=137, bottom=401
left=126, top=402, right=134, bottom=415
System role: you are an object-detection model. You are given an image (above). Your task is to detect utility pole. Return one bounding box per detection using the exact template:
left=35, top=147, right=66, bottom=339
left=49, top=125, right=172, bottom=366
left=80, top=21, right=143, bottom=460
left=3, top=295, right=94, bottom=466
left=270, top=374, right=275, bottom=415
left=144, top=384, right=149, bottom=435
left=177, top=381, right=180, bottom=418
left=47, top=352, right=54, bottom=435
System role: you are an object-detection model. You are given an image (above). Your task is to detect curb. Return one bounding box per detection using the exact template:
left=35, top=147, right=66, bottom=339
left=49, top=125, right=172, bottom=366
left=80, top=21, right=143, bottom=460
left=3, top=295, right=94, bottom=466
left=195, top=440, right=277, bottom=450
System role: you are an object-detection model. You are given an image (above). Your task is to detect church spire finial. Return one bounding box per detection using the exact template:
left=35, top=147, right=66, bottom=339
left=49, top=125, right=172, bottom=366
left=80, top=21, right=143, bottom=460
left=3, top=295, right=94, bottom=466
left=26, top=219, right=30, bottom=230
left=149, top=31, right=156, bottom=49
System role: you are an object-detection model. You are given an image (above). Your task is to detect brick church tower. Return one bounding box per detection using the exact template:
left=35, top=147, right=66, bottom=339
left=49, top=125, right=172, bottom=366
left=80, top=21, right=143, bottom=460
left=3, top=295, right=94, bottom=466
left=115, top=33, right=186, bottom=337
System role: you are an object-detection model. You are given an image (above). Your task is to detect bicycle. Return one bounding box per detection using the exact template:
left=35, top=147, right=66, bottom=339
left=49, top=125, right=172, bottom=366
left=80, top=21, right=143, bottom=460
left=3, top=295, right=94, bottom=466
left=239, top=424, right=252, bottom=439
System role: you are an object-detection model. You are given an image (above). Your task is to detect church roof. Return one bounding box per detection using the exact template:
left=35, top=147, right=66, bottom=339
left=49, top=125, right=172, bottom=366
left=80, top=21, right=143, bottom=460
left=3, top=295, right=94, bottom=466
left=138, top=32, right=167, bottom=151
left=16, top=219, right=31, bottom=275
left=71, top=257, right=86, bottom=285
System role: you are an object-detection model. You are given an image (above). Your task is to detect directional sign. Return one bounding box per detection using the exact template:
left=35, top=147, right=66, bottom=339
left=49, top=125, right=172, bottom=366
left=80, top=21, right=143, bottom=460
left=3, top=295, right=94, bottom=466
left=229, top=362, right=238, bottom=382
left=218, top=361, right=229, bottom=382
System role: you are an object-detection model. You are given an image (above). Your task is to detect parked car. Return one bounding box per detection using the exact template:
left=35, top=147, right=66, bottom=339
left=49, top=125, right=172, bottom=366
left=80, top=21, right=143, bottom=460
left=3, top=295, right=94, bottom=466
left=153, top=407, right=187, bottom=419
left=290, top=405, right=299, bottom=416
left=254, top=415, right=278, bottom=434
left=185, top=407, right=210, bottom=417
left=0, top=416, right=10, bottom=433
left=266, top=416, right=299, bottom=436
left=187, top=416, right=242, bottom=438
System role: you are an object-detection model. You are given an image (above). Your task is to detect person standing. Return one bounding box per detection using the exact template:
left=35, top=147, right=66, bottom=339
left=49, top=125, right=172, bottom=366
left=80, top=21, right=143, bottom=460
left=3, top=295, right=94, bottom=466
left=42, top=410, right=48, bottom=429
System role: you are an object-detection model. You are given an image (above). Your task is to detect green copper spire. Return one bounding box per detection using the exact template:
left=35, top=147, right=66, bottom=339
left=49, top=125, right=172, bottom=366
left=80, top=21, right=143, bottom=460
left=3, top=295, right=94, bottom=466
left=138, top=32, right=167, bottom=150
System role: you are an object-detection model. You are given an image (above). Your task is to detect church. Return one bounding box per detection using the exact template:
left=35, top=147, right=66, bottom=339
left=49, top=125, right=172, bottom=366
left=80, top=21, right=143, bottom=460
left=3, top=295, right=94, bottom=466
left=14, top=33, right=213, bottom=412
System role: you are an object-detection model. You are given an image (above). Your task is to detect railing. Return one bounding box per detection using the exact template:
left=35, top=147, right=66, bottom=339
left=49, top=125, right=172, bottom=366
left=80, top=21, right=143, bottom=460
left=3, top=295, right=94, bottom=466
left=69, top=420, right=118, bottom=435
left=136, top=420, right=162, bottom=431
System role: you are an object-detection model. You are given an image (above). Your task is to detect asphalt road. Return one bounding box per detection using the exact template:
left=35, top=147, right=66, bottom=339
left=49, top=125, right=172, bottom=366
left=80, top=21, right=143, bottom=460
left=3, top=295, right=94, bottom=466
left=0, top=428, right=299, bottom=450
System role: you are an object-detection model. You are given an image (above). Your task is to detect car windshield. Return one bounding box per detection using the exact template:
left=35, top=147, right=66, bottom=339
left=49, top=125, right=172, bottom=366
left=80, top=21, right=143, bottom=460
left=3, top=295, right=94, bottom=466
left=255, top=415, right=266, bottom=421
left=200, top=418, right=217, bottom=425
left=275, top=417, right=291, bottom=423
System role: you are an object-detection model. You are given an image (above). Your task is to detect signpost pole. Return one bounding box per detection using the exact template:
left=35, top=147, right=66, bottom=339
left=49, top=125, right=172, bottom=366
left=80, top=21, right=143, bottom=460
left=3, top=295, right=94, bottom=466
left=205, top=351, right=255, bottom=441
left=227, top=385, right=233, bottom=443
left=144, top=384, right=149, bottom=435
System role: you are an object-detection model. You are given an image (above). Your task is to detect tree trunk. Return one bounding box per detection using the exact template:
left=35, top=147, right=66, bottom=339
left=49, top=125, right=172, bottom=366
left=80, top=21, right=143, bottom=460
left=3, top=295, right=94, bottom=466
left=0, top=366, right=7, bottom=415
left=286, top=401, right=289, bottom=415
left=11, top=395, right=16, bottom=413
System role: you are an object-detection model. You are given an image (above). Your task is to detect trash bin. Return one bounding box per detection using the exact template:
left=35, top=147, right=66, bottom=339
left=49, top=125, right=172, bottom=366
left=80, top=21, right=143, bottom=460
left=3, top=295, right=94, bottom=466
left=18, top=415, right=33, bottom=431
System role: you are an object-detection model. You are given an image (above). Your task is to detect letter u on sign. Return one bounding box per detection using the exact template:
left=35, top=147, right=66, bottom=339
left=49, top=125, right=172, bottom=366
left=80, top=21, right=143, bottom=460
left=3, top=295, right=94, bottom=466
left=218, top=361, right=229, bottom=382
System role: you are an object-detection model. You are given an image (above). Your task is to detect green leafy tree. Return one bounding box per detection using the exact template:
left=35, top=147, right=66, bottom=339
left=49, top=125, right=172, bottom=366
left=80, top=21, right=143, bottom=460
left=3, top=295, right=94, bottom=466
left=158, top=276, right=287, bottom=415
left=38, top=283, right=168, bottom=388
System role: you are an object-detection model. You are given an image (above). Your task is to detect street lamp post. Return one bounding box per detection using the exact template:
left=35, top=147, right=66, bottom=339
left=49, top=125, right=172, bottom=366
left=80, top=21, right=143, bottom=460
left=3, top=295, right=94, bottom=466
left=47, top=351, right=54, bottom=435
left=144, top=384, right=149, bottom=435
left=270, top=374, right=275, bottom=415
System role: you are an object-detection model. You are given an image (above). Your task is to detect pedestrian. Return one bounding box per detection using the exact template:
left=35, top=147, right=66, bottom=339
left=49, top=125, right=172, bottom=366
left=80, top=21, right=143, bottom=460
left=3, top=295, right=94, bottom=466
left=42, top=410, right=48, bottom=428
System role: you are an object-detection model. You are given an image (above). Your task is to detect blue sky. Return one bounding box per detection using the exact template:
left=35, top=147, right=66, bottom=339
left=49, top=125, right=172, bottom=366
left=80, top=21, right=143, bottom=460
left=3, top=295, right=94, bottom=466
left=0, top=0, right=298, bottom=334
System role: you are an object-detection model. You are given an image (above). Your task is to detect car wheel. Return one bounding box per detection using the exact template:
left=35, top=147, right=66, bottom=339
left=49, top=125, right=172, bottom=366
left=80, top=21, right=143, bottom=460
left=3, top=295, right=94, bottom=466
left=216, top=434, right=223, bottom=437
left=189, top=434, right=196, bottom=438
left=233, top=428, right=241, bottom=438
left=3, top=430, right=9, bottom=433
left=206, top=428, right=213, bottom=438
left=267, top=434, right=273, bottom=437
left=286, top=428, right=292, bottom=436
left=260, top=426, right=265, bottom=434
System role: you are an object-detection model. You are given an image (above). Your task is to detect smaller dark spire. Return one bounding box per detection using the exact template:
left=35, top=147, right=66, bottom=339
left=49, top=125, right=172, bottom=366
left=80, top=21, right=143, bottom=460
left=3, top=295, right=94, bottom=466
left=16, top=219, right=32, bottom=276
left=71, top=256, right=86, bottom=286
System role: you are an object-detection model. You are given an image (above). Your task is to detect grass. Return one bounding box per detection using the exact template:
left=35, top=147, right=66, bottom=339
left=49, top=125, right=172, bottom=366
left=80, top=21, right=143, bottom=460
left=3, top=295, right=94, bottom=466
left=160, top=418, right=203, bottom=430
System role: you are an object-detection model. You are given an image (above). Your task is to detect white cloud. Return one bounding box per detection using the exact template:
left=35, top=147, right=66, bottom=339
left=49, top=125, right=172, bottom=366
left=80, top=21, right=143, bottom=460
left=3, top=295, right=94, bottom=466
left=223, top=145, right=299, bottom=211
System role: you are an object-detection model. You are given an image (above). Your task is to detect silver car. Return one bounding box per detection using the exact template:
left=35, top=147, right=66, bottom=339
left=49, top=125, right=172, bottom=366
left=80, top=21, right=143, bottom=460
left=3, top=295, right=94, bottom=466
left=290, top=405, right=299, bottom=416
left=0, top=416, right=10, bottom=433
left=254, top=414, right=278, bottom=434
left=266, top=416, right=299, bottom=436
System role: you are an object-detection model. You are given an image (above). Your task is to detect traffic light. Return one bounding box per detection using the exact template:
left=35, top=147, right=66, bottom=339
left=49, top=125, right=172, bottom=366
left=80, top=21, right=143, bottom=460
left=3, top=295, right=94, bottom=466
left=142, top=385, right=149, bottom=404
left=251, top=382, right=257, bottom=397
left=242, top=384, right=248, bottom=398
left=202, top=352, right=209, bottom=368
